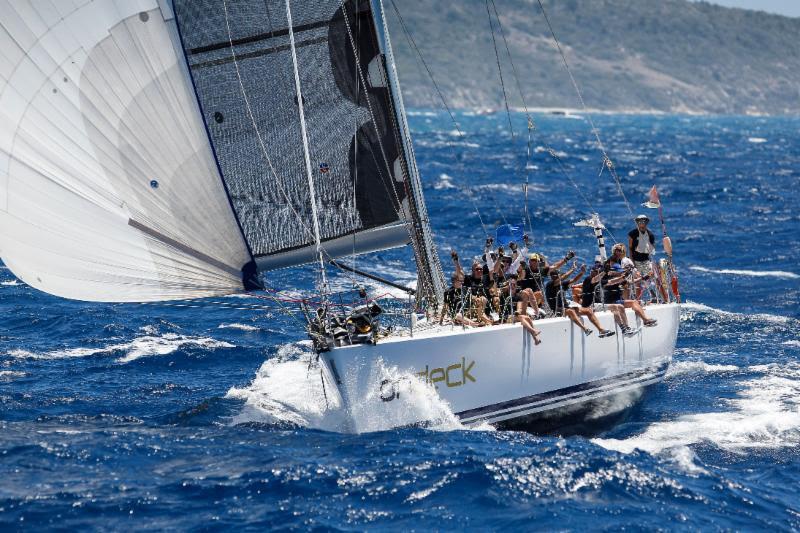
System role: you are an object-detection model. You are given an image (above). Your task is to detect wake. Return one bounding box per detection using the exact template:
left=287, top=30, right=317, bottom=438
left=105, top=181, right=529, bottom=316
left=595, top=362, right=800, bottom=473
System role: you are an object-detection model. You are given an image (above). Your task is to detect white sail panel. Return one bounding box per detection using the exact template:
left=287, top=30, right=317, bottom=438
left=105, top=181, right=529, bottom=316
left=0, top=1, right=252, bottom=302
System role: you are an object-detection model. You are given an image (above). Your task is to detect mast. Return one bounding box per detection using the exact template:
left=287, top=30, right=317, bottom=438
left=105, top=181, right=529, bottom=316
left=285, top=0, right=329, bottom=296
left=370, top=0, right=445, bottom=307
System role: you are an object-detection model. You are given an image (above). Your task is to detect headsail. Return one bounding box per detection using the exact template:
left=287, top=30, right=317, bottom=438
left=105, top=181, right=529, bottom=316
left=0, top=1, right=253, bottom=302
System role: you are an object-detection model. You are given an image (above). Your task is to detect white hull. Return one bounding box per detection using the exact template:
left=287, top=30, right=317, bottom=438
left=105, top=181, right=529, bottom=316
left=321, top=303, right=680, bottom=432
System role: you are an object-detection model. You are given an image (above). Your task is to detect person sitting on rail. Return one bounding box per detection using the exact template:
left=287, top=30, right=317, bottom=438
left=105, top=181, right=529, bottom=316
left=581, top=262, right=637, bottom=336
left=521, top=250, right=575, bottom=315
left=544, top=265, right=596, bottom=336
left=514, top=261, right=542, bottom=317
left=495, top=271, right=542, bottom=343
left=440, top=268, right=481, bottom=327
left=444, top=251, right=490, bottom=327
left=604, top=244, right=657, bottom=327
left=562, top=264, right=615, bottom=337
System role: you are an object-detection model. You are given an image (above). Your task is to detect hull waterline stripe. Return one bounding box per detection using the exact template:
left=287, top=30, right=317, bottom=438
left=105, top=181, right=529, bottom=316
left=456, top=363, right=669, bottom=423
left=476, top=375, right=664, bottom=425
left=464, top=372, right=667, bottom=426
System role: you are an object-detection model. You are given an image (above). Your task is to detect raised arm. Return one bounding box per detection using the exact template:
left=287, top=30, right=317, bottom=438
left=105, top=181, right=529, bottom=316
left=451, top=250, right=465, bottom=279
left=568, top=265, right=586, bottom=286
left=552, top=250, right=575, bottom=270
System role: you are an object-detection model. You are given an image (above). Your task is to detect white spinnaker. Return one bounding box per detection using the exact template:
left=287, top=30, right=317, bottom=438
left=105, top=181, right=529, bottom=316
left=0, top=0, right=251, bottom=302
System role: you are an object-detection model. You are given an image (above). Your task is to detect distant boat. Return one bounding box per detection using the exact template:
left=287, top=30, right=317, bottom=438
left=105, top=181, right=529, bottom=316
left=0, top=0, right=679, bottom=433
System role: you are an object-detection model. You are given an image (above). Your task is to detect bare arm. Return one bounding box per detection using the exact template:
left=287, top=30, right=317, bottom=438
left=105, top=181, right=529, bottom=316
left=569, top=266, right=586, bottom=286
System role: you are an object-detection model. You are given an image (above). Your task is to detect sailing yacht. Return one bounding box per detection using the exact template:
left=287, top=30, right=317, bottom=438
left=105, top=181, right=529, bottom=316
left=0, top=0, right=680, bottom=432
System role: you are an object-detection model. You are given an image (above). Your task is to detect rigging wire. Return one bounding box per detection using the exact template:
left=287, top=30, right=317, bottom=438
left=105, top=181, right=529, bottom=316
left=489, top=0, right=534, bottom=234
left=534, top=0, right=636, bottom=219
left=485, top=0, right=620, bottom=243
left=387, top=0, right=490, bottom=238
left=485, top=0, right=515, bottom=140
left=221, top=0, right=317, bottom=246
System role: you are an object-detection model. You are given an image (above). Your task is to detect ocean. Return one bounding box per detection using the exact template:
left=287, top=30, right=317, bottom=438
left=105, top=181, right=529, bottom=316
left=1, top=112, right=799, bottom=530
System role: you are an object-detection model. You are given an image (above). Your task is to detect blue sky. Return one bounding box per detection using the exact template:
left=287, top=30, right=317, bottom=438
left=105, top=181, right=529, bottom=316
left=694, top=0, right=800, bottom=17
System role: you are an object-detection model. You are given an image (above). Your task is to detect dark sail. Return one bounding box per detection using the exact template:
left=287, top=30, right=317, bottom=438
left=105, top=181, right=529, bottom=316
left=172, top=0, right=413, bottom=269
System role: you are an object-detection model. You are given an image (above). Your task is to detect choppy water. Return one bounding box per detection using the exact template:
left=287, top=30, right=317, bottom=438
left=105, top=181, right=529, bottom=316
left=2, top=113, right=799, bottom=530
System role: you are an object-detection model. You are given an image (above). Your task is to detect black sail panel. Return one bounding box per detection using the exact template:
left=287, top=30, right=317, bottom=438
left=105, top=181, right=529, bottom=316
left=172, top=0, right=410, bottom=267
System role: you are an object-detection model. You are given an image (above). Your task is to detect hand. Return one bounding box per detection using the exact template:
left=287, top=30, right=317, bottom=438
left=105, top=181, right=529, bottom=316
left=566, top=250, right=575, bottom=260
left=522, top=233, right=529, bottom=243
left=572, top=259, right=578, bottom=269
left=486, top=237, right=493, bottom=246
left=509, top=242, right=517, bottom=251
left=580, top=264, right=587, bottom=272
left=451, top=250, right=459, bottom=262
left=498, top=246, right=505, bottom=256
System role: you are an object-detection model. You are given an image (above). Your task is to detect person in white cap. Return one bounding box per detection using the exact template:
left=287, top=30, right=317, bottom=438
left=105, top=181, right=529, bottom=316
left=628, top=214, right=655, bottom=277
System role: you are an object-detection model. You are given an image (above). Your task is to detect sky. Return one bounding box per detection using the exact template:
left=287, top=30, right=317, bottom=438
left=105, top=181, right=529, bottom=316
left=693, top=0, right=800, bottom=17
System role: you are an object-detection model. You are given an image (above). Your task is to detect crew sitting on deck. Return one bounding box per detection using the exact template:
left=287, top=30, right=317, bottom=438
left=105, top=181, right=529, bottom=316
left=544, top=265, right=599, bottom=336
left=520, top=250, right=574, bottom=315
left=442, top=251, right=490, bottom=327
left=604, top=244, right=657, bottom=327
left=581, top=262, right=636, bottom=336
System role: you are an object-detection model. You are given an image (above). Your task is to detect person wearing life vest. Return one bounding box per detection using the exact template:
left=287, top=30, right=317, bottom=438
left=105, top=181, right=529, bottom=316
left=628, top=214, right=655, bottom=277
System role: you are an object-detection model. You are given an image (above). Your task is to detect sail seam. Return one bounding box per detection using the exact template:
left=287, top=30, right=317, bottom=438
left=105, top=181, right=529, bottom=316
left=128, top=219, right=241, bottom=278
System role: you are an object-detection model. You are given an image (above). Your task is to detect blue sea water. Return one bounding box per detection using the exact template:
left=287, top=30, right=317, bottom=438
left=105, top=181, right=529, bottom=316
left=1, top=112, right=799, bottom=530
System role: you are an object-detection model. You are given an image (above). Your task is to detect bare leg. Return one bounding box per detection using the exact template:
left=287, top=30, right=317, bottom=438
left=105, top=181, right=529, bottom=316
left=578, top=308, right=604, bottom=332
left=608, top=303, right=629, bottom=327
left=624, top=300, right=651, bottom=322
left=565, top=309, right=591, bottom=333
left=518, top=315, right=542, bottom=345
left=473, top=296, right=491, bottom=326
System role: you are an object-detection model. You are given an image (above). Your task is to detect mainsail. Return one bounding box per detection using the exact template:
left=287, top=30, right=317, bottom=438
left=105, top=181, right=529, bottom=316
left=0, top=0, right=443, bottom=304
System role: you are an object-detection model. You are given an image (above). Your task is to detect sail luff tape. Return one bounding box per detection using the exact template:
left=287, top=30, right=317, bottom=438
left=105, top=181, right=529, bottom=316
left=128, top=218, right=241, bottom=278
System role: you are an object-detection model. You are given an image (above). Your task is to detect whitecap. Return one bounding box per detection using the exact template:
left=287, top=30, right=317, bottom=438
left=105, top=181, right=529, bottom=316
left=689, top=265, right=799, bottom=279
left=1, top=280, right=20, bottom=286
left=748, top=137, right=767, bottom=143
left=218, top=323, right=260, bottom=332
left=5, top=334, right=234, bottom=363
left=782, top=340, right=800, bottom=348
left=434, top=173, right=456, bottom=190
left=681, top=300, right=793, bottom=325
left=0, top=370, right=26, bottom=379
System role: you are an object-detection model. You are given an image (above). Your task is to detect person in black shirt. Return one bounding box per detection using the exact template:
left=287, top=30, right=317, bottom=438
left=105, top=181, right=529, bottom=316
left=628, top=214, right=655, bottom=276
left=521, top=251, right=574, bottom=315
left=440, top=272, right=480, bottom=326
left=580, top=264, right=633, bottom=336
left=544, top=267, right=595, bottom=336
left=603, top=251, right=658, bottom=327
